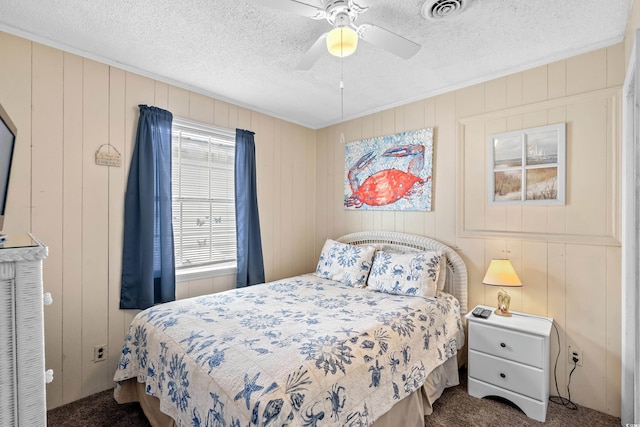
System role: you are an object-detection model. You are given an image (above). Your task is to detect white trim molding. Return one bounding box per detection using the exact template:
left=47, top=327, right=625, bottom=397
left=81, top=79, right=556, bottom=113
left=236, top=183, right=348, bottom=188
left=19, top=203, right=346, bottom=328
left=457, top=87, right=621, bottom=246
left=621, top=28, right=640, bottom=426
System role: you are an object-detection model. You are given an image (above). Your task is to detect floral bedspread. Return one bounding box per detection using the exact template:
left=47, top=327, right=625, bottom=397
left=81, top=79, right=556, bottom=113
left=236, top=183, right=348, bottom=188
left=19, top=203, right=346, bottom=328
left=113, top=274, right=464, bottom=427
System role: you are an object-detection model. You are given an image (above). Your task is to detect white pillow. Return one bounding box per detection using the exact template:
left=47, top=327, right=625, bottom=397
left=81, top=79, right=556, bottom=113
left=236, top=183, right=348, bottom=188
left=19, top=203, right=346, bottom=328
left=437, top=254, right=447, bottom=291
left=367, top=250, right=444, bottom=298
left=314, top=239, right=376, bottom=288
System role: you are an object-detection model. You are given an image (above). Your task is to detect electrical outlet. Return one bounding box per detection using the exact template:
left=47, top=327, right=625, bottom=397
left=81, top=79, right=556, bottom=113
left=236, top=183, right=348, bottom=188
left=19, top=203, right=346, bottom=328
left=93, top=345, right=107, bottom=362
left=568, top=345, right=583, bottom=366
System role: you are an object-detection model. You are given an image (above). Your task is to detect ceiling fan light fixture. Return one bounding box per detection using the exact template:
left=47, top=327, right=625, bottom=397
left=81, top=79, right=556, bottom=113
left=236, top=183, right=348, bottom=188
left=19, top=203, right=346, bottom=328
left=326, top=26, right=358, bottom=57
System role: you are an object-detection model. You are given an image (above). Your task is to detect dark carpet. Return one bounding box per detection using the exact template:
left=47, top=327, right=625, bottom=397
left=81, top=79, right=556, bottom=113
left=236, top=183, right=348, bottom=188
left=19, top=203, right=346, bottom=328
left=47, top=370, right=621, bottom=427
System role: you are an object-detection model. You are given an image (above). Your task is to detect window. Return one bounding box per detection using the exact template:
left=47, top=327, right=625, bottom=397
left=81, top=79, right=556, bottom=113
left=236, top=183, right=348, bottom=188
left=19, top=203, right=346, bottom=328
left=172, top=118, right=236, bottom=278
left=488, top=123, right=566, bottom=206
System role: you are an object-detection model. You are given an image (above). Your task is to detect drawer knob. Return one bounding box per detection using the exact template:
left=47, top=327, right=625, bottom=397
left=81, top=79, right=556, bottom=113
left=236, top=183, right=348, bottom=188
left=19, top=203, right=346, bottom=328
left=500, top=342, right=506, bottom=348
left=500, top=373, right=506, bottom=379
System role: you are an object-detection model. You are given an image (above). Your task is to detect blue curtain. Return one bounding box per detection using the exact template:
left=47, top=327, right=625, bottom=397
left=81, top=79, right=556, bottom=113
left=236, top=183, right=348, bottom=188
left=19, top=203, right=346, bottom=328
left=235, top=129, right=265, bottom=287
left=120, top=105, right=175, bottom=309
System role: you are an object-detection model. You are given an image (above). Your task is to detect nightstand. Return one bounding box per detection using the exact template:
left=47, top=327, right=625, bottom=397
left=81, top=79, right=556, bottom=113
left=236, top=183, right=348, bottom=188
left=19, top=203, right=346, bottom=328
left=465, top=305, right=553, bottom=422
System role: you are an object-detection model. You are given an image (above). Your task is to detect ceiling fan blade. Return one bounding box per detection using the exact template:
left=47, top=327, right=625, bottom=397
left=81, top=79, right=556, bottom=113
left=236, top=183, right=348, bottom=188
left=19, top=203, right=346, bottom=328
left=251, top=0, right=325, bottom=19
left=295, top=33, right=328, bottom=70
left=357, top=24, right=421, bottom=59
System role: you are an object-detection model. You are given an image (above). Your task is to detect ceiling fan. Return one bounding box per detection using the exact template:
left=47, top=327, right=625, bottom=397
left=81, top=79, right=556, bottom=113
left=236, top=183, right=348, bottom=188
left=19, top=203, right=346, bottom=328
left=252, top=0, right=421, bottom=69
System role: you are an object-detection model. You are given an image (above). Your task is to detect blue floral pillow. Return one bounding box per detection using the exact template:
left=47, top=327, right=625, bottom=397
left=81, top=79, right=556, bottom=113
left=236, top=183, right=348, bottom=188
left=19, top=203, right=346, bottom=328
left=367, top=250, right=443, bottom=298
left=315, top=239, right=376, bottom=288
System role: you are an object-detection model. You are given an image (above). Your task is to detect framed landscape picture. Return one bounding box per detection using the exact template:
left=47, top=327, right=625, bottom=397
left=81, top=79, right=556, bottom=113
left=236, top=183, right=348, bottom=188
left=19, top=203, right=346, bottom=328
left=488, top=123, right=566, bottom=206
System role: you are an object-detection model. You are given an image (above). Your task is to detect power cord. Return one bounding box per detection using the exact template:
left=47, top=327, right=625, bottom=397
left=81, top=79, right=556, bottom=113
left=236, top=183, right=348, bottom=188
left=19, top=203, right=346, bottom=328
left=513, top=312, right=578, bottom=410
left=548, top=320, right=578, bottom=410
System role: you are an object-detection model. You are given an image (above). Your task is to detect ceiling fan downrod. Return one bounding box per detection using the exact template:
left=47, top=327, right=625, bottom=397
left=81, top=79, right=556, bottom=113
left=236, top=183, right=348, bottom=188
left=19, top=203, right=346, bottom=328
left=324, top=0, right=368, bottom=27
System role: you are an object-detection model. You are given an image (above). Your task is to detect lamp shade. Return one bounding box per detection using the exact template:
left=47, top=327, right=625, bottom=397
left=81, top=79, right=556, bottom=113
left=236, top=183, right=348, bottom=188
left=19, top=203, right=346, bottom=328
left=482, top=259, right=522, bottom=287
left=326, top=26, right=358, bottom=57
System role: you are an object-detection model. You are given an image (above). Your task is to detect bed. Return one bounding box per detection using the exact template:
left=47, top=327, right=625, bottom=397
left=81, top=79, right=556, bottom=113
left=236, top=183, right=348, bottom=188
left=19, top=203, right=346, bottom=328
left=113, top=231, right=468, bottom=427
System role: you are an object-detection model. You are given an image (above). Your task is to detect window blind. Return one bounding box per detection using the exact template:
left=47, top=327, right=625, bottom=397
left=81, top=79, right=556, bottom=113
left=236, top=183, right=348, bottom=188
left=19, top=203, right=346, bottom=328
left=172, top=118, right=236, bottom=270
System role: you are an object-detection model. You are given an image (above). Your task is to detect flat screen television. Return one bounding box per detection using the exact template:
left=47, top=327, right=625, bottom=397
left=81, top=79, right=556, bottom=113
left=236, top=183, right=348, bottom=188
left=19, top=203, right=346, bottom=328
left=0, top=101, right=16, bottom=240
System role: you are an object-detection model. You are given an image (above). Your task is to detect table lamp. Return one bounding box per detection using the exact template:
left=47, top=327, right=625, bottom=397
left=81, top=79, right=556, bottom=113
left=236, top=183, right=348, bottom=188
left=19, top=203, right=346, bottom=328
left=482, top=259, right=522, bottom=317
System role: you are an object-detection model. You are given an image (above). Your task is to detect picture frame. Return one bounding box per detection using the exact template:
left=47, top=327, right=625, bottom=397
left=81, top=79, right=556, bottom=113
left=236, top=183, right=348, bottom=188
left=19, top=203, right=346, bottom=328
left=488, top=123, right=566, bottom=206
left=344, top=128, right=433, bottom=211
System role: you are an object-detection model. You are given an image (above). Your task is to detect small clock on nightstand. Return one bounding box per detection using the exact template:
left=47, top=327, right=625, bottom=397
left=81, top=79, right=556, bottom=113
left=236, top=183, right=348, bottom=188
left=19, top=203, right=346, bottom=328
left=465, top=305, right=553, bottom=422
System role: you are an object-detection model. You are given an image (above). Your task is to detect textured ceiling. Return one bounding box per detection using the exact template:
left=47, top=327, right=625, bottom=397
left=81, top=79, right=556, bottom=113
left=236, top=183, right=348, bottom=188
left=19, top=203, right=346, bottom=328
left=0, top=0, right=632, bottom=129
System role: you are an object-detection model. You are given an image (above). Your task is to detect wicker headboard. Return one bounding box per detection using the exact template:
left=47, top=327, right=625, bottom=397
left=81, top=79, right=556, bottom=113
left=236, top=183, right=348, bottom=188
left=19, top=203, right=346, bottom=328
left=336, top=231, right=468, bottom=313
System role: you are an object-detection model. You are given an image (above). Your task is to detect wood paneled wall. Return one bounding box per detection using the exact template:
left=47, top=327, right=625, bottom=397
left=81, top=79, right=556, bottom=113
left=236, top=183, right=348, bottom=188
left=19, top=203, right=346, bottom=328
left=0, top=30, right=627, bottom=418
left=315, top=45, right=624, bottom=416
left=0, top=31, right=317, bottom=409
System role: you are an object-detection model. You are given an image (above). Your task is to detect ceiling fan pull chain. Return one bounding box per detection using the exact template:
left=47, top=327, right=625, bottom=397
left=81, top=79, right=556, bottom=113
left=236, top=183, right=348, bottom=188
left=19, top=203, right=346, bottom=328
left=340, top=56, right=345, bottom=144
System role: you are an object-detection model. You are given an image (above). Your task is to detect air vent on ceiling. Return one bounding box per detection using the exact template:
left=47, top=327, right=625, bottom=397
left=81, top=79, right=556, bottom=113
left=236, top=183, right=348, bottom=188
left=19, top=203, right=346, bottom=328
left=421, top=0, right=471, bottom=20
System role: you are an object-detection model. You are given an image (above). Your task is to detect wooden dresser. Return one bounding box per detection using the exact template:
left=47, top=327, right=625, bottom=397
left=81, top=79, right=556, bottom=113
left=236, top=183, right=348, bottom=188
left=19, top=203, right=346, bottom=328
left=466, top=305, right=553, bottom=422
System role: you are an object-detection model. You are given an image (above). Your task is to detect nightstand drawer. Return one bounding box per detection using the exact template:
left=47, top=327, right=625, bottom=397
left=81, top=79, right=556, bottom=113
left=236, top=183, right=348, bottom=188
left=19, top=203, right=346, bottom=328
left=469, top=350, right=545, bottom=401
left=469, top=322, right=544, bottom=368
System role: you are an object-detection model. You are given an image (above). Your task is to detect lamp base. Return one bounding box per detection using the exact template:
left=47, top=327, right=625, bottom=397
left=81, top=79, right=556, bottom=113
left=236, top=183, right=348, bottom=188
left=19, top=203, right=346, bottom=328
left=494, top=307, right=512, bottom=317
left=496, top=289, right=513, bottom=317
